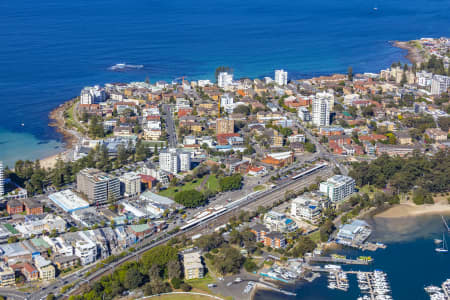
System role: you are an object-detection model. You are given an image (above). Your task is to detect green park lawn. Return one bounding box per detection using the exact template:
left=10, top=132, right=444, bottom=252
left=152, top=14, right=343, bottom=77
left=158, top=175, right=219, bottom=199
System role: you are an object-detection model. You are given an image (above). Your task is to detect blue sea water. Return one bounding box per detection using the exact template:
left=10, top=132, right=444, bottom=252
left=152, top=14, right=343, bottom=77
left=1, top=0, right=450, bottom=166
left=254, top=214, right=450, bottom=300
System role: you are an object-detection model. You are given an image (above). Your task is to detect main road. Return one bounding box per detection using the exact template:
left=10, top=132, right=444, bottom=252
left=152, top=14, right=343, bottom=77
left=162, top=104, right=177, bottom=148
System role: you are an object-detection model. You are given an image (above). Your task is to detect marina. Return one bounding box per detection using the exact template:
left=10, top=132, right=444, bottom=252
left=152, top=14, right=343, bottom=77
left=354, top=270, right=393, bottom=300
left=424, top=278, right=450, bottom=300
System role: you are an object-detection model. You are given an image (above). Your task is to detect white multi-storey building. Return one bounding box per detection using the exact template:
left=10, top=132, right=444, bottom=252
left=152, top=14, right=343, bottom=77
left=316, top=91, right=334, bottom=111
left=312, top=97, right=330, bottom=127
left=0, top=161, right=4, bottom=196
left=320, top=175, right=355, bottom=203
left=80, top=85, right=106, bottom=105
left=74, top=232, right=97, bottom=265
left=119, top=172, right=141, bottom=197
left=291, top=196, right=322, bottom=224
left=159, top=149, right=191, bottom=174
left=416, top=71, right=433, bottom=87
left=179, top=152, right=191, bottom=172
left=217, top=72, right=233, bottom=88
left=431, top=74, right=450, bottom=95
left=274, top=69, right=288, bottom=86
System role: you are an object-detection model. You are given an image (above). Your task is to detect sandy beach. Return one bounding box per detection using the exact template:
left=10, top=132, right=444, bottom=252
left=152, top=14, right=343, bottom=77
left=375, top=198, right=450, bottom=218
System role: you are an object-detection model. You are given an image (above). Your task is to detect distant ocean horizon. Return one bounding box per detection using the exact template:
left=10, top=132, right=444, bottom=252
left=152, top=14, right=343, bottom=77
left=1, top=0, right=450, bottom=166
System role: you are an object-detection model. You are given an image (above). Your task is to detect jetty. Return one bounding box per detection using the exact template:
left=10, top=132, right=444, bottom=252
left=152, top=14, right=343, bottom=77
left=306, top=256, right=370, bottom=265
left=257, top=278, right=296, bottom=296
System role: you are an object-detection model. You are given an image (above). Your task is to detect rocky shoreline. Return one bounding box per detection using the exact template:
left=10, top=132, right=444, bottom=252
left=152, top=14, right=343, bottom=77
left=44, top=98, right=80, bottom=169
left=392, top=40, right=425, bottom=65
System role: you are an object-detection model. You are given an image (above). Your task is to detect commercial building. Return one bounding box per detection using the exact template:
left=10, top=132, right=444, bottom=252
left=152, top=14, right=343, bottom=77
left=23, top=199, right=44, bottom=215
left=0, top=161, right=3, bottom=196
left=336, top=219, right=371, bottom=245
left=217, top=72, right=233, bottom=88
left=216, top=118, right=235, bottom=134
left=431, top=74, right=450, bottom=95
left=76, top=168, right=120, bottom=205
left=274, top=69, right=288, bottom=86
left=6, top=200, right=23, bottom=215
left=159, top=148, right=191, bottom=174
left=320, top=175, right=355, bottom=203
left=0, top=243, right=32, bottom=264
left=49, top=190, right=90, bottom=213
left=312, top=97, right=330, bottom=127
left=119, top=172, right=141, bottom=197
left=183, top=252, right=204, bottom=279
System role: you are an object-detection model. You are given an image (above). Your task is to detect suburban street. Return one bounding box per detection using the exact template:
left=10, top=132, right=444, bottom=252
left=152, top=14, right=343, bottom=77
left=162, top=104, right=177, bottom=148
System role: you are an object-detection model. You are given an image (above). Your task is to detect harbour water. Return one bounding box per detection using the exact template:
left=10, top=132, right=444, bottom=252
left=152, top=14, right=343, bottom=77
left=1, top=0, right=450, bottom=165
left=254, top=214, right=450, bottom=300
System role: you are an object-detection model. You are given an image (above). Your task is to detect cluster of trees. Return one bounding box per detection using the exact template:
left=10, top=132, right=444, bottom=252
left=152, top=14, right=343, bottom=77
left=349, top=151, right=449, bottom=194
left=174, top=190, right=206, bottom=208
left=219, top=174, right=243, bottom=191
left=70, top=245, right=182, bottom=300
left=88, top=116, right=105, bottom=138
left=401, top=114, right=436, bottom=133
left=421, top=55, right=450, bottom=76
left=9, top=140, right=152, bottom=195
left=290, top=236, right=316, bottom=257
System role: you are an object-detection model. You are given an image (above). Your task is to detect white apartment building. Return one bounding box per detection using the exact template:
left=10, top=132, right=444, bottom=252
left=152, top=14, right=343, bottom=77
left=120, top=172, right=141, bottom=197
left=80, top=85, right=106, bottom=105
left=179, top=152, right=191, bottom=172
left=298, top=107, right=311, bottom=122
left=275, top=69, right=288, bottom=86
left=43, top=236, right=74, bottom=256
left=75, top=232, right=98, bottom=265
left=0, top=161, right=4, bottom=196
left=320, top=175, right=355, bottom=203
left=183, top=252, right=204, bottom=280
left=416, top=71, right=433, bottom=87
left=316, top=91, right=334, bottom=111
left=291, top=196, right=322, bottom=224
left=263, top=211, right=297, bottom=233
left=218, top=72, right=233, bottom=88
left=159, top=148, right=191, bottom=174
left=312, top=97, right=330, bottom=127
left=431, top=74, right=450, bottom=95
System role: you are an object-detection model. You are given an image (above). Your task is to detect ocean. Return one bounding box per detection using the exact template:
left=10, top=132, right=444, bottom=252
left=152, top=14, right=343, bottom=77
left=1, top=0, right=450, bottom=166
left=254, top=214, right=450, bottom=300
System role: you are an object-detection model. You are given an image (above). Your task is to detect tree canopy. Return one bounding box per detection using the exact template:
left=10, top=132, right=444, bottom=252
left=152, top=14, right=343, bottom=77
left=174, top=190, right=207, bottom=208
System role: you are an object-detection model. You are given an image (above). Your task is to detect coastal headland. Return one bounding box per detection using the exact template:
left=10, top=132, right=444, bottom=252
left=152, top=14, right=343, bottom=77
left=392, top=40, right=426, bottom=65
